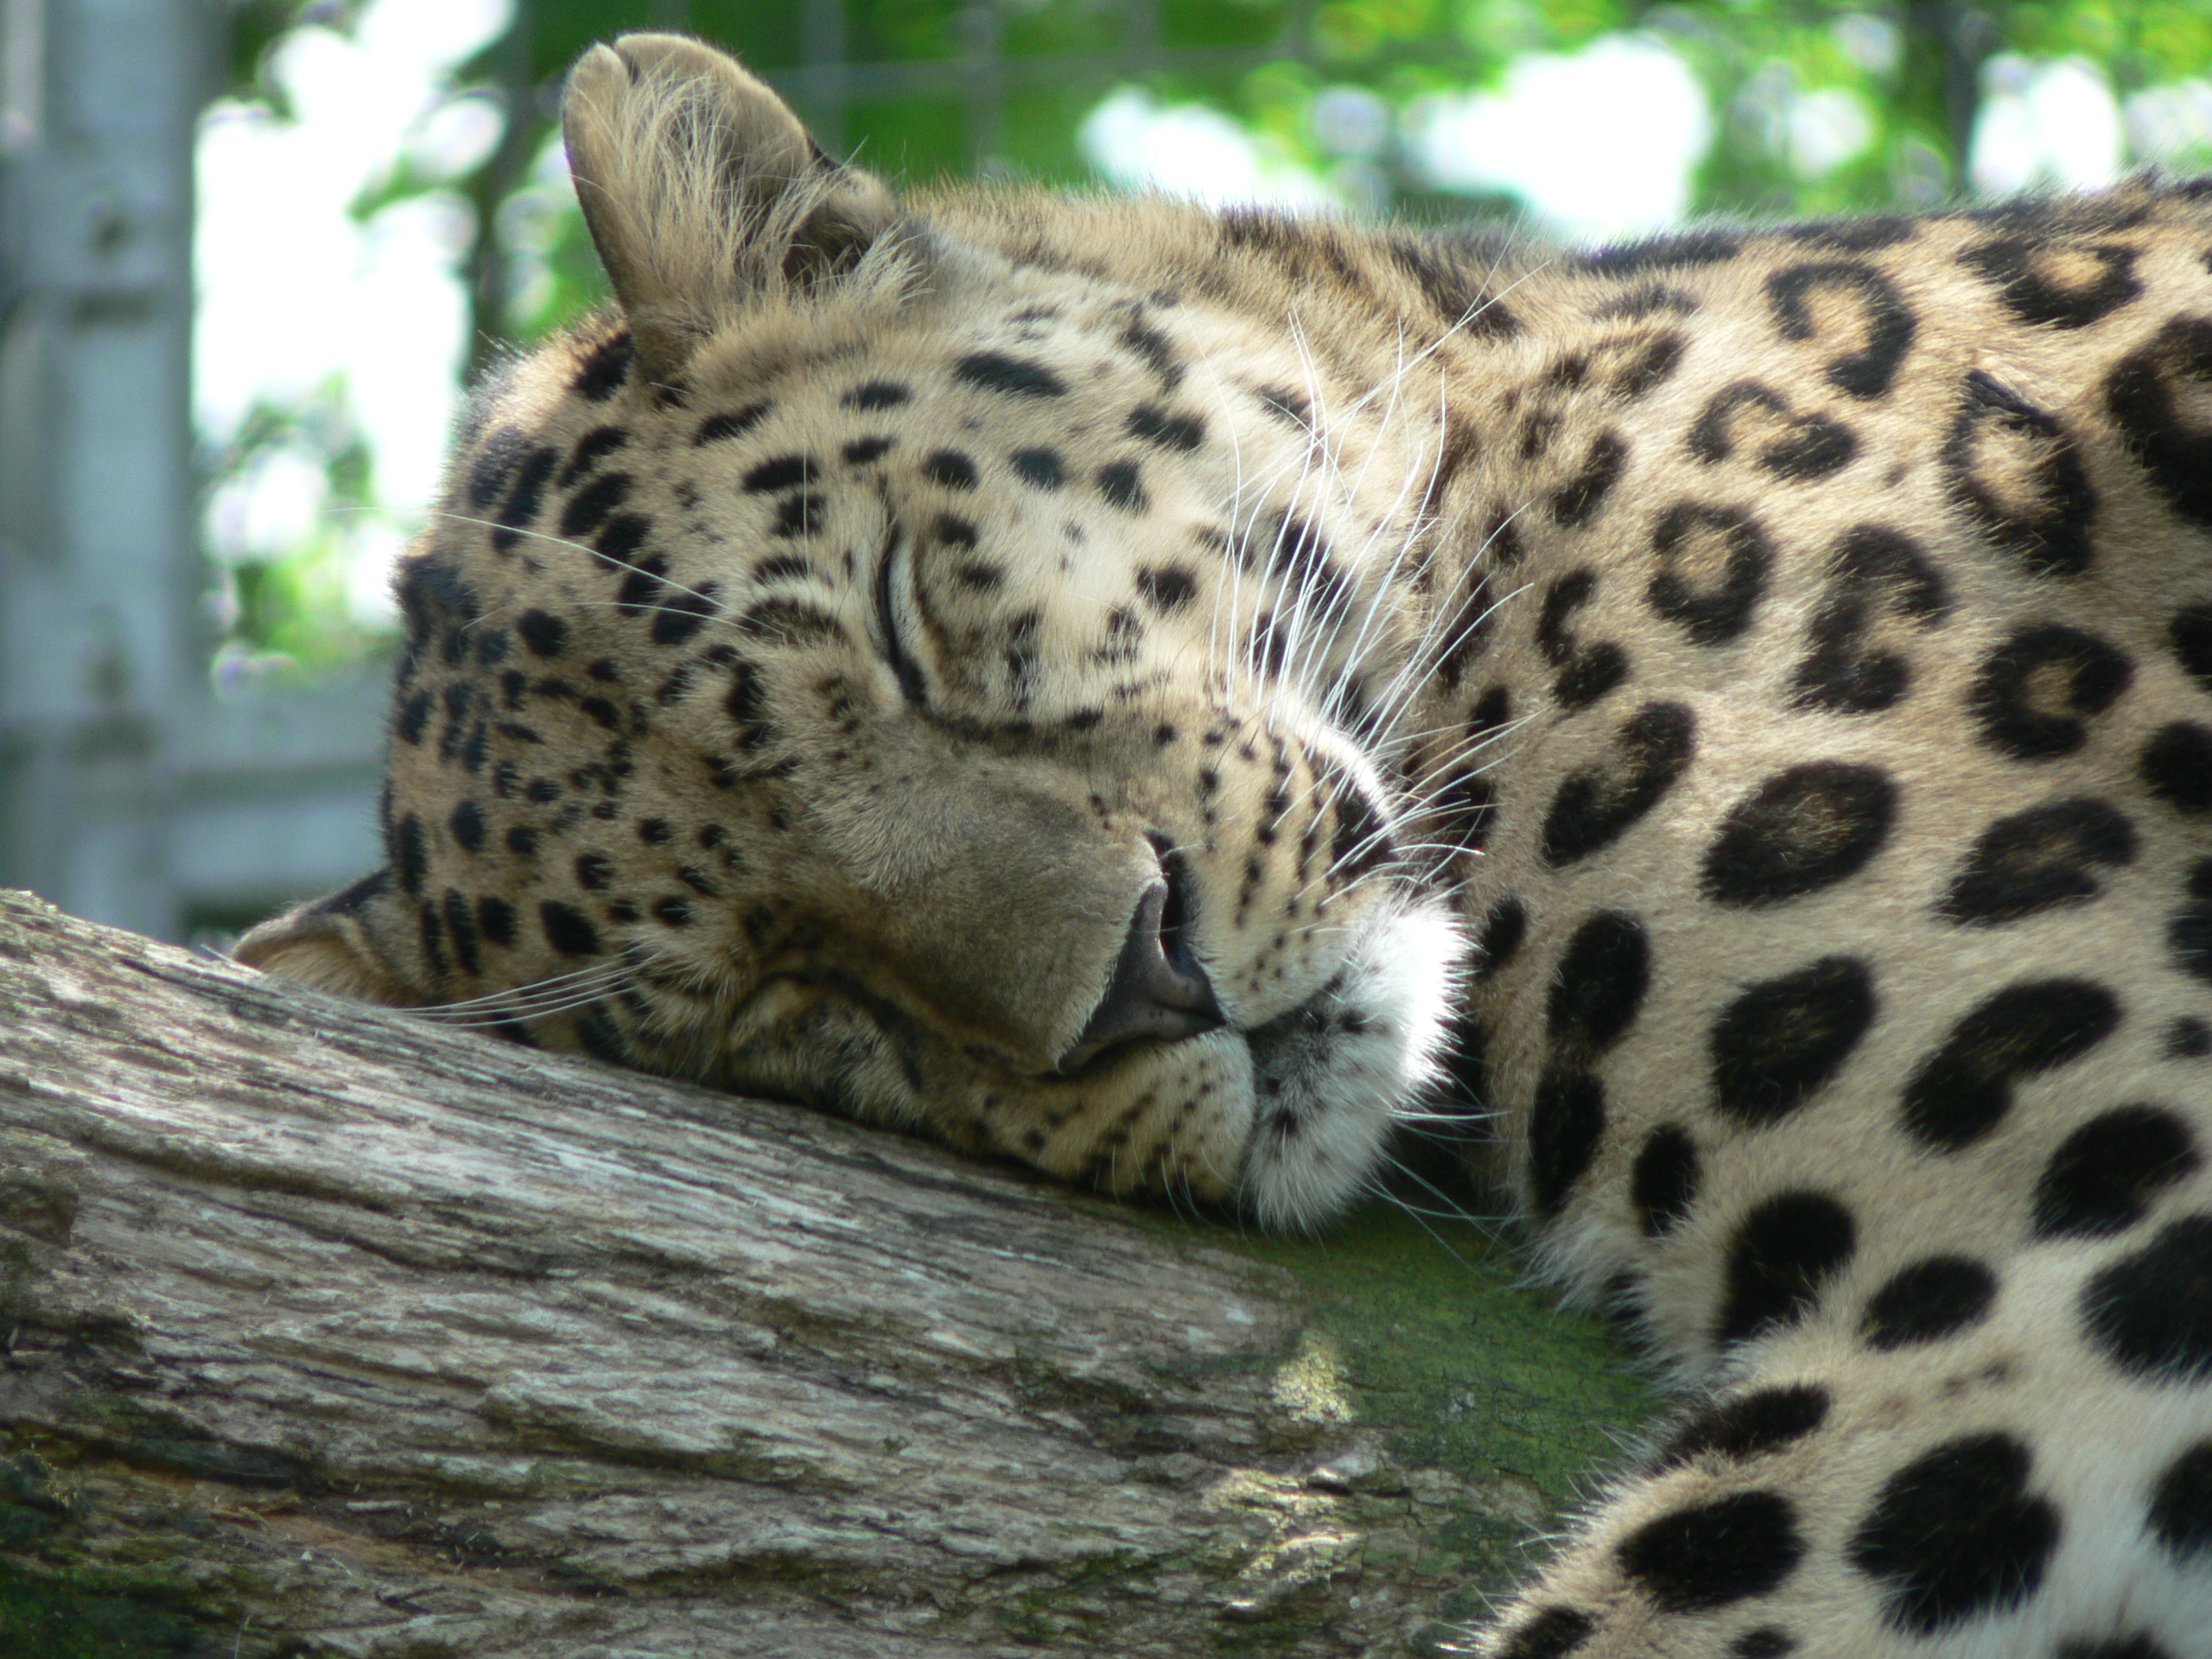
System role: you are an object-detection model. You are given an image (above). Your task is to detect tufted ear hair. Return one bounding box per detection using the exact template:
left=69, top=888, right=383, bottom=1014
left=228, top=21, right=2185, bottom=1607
left=563, top=33, right=899, bottom=381
left=233, top=874, right=423, bottom=1008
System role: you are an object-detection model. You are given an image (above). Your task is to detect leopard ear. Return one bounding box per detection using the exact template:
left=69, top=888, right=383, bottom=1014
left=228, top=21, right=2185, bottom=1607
left=563, top=33, right=898, bottom=379
left=233, top=874, right=422, bottom=1008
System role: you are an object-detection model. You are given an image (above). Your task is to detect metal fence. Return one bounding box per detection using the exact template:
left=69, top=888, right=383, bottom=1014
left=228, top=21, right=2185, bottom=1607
left=0, top=0, right=389, bottom=946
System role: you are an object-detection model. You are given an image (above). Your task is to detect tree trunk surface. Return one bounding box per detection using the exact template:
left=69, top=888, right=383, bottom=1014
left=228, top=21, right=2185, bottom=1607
left=0, top=889, right=1649, bottom=1658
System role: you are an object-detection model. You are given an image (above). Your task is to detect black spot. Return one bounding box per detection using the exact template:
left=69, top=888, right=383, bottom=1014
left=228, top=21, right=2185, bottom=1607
left=315, top=868, right=391, bottom=918
left=391, top=812, right=428, bottom=895
left=2143, top=721, right=2212, bottom=814
left=557, top=471, right=632, bottom=540
left=394, top=690, right=431, bottom=745
left=448, top=800, right=486, bottom=855
left=1385, top=233, right=1524, bottom=337
left=1716, top=1191, right=1856, bottom=1344
left=574, top=1002, right=626, bottom=1062
left=1529, top=1067, right=1605, bottom=1217
left=396, top=556, right=481, bottom=667
left=772, top=491, right=826, bottom=538
left=1580, top=230, right=1743, bottom=275
left=1783, top=213, right=1913, bottom=251
left=1728, top=1630, right=1798, bottom=1659
left=1945, top=372, right=2098, bottom=576
left=2082, top=1213, right=2212, bottom=1382
left=538, top=899, right=601, bottom=957
left=1492, top=1606, right=1595, bottom=1659
left=1968, top=623, right=2132, bottom=760
left=1765, top=261, right=1916, bottom=397
left=1540, top=701, right=1697, bottom=867
left=1605, top=331, right=1684, bottom=398
left=924, top=449, right=979, bottom=490
left=417, top=898, right=447, bottom=980
left=573, top=331, right=633, bottom=401
left=1701, top=762, right=1895, bottom=907
left=2169, top=1016, right=2212, bottom=1058
left=2177, top=861, right=2212, bottom=992
left=2034, top=1104, right=2199, bottom=1240
left=1549, top=430, right=1626, bottom=526
left=441, top=888, right=480, bottom=976
left=1475, top=896, right=1527, bottom=979
left=743, top=454, right=814, bottom=494
left=652, top=897, right=691, bottom=927
left=1942, top=797, right=2137, bottom=926
left=842, top=380, right=911, bottom=410
left=1648, top=503, right=1772, bottom=645
left=2169, top=603, right=2212, bottom=695
left=695, top=400, right=770, bottom=444
left=1119, top=315, right=1187, bottom=383
left=1962, top=237, right=2141, bottom=329
left=652, top=582, right=721, bottom=647
left=1592, top=283, right=1697, bottom=319
left=2104, top=315, right=2212, bottom=526
left=1535, top=569, right=1629, bottom=711
left=1788, top=525, right=1949, bottom=715
left=1848, top=1433, right=2059, bottom=1636
left=1012, top=448, right=1065, bottom=488
left=467, top=424, right=528, bottom=508
left=1128, top=404, right=1205, bottom=451
left=1097, top=461, right=1147, bottom=512
left=505, top=825, right=537, bottom=856
left=557, top=424, right=630, bottom=488
left=955, top=351, right=1066, bottom=398
left=475, top=893, right=516, bottom=948
left=1632, top=1125, right=1700, bottom=1236
left=1659, top=1384, right=1830, bottom=1470
left=1548, top=911, right=1649, bottom=1057
left=740, top=597, right=842, bottom=646
left=1688, top=381, right=1858, bottom=480
left=594, top=513, right=653, bottom=574
left=1255, top=385, right=1311, bottom=428
left=2055, top=1635, right=2174, bottom=1659
left=843, top=435, right=894, bottom=466
left=1617, top=1491, right=1804, bottom=1611
left=933, top=513, right=979, bottom=550
left=1861, top=1257, right=1998, bottom=1350
left=490, top=444, right=559, bottom=552
left=574, top=852, right=613, bottom=892
left=2149, top=1440, right=2212, bottom=1560
left=1135, top=565, right=1198, bottom=613
left=1901, top=978, right=2120, bottom=1152
left=1709, top=956, right=1874, bottom=1127
left=1433, top=770, right=1497, bottom=856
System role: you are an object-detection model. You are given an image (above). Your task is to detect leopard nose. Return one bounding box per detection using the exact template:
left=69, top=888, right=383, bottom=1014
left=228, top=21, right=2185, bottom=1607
left=1055, top=863, right=1223, bottom=1074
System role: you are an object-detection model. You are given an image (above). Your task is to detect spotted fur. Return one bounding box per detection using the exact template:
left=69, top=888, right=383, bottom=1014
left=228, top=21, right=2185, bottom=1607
left=238, top=34, right=2212, bottom=1657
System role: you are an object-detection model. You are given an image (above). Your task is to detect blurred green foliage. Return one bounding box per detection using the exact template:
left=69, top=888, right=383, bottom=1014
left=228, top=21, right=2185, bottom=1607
left=207, top=0, right=2212, bottom=676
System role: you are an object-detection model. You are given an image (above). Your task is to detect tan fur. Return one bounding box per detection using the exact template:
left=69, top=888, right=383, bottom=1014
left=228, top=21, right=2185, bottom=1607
left=239, top=33, right=2212, bottom=1656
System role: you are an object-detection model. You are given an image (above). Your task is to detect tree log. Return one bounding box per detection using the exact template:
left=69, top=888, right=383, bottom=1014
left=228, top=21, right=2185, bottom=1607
left=0, top=890, right=1648, bottom=1657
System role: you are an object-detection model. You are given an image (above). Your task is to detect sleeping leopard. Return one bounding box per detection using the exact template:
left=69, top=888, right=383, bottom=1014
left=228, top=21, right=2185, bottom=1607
left=237, top=31, right=2212, bottom=1657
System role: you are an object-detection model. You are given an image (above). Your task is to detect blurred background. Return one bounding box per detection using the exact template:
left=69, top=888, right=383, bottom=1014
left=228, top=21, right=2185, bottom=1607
left=0, top=0, right=2207, bottom=947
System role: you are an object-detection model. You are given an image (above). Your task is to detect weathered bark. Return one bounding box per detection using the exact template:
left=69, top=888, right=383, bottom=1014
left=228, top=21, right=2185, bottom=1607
left=0, top=889, right=1648, bottom=1657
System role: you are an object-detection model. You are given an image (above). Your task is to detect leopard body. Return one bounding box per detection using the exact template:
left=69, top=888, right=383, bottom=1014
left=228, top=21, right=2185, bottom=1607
left=239, top=35, right=2212, bottom=1656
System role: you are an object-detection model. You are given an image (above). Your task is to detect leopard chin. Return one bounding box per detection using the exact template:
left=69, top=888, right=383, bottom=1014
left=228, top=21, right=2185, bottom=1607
left=1232, top=891, right=1467, bottom=1231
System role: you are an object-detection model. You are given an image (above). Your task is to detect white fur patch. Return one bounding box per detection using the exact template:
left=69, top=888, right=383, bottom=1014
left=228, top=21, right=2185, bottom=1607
left=1233, top=892, right=1466, bottom=1230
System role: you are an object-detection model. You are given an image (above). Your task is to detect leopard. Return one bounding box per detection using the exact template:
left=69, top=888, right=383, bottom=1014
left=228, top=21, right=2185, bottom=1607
left=234, top=30, right=2212, bottom=1657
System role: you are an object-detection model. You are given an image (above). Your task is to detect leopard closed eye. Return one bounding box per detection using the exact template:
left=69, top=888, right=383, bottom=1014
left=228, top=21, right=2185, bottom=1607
left=238, top=32, right=2212, bottom=1657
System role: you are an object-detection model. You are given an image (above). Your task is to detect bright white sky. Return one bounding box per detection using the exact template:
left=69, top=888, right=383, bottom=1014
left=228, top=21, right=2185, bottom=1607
left=195, top=7, right=2209, bottom=628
